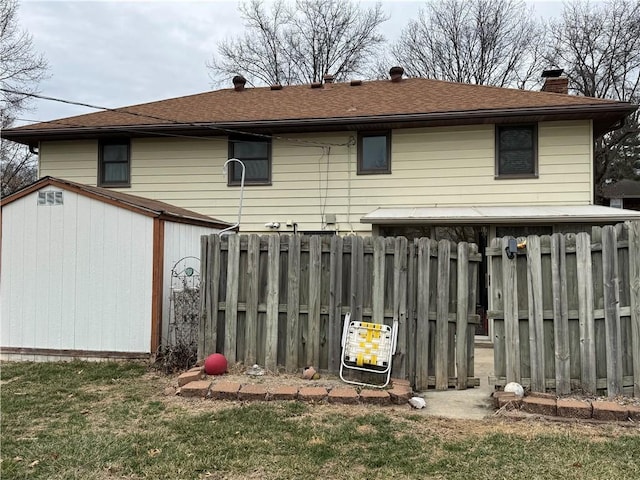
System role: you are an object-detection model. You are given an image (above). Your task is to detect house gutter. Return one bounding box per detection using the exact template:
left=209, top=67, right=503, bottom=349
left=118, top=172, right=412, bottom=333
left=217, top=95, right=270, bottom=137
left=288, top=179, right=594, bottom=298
left=3, top=103, right=636, bottom=144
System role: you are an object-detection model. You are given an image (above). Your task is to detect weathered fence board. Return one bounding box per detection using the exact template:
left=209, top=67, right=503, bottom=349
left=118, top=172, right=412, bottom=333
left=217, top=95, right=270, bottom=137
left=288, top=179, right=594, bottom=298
left=630, top=222, right=640, bottom=397
left=489, top=221, right=639, bottom=397
left=200, top=234, right=480, bottom=391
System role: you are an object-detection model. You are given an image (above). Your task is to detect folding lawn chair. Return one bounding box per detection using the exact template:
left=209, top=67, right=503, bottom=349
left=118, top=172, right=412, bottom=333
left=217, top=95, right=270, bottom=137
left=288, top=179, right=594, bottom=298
left=339, top=312, right=398, bottom=388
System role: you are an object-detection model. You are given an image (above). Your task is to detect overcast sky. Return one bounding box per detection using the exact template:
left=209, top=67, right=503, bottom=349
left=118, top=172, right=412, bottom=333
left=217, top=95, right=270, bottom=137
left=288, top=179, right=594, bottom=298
left=15, top=0, right=566, bottom=125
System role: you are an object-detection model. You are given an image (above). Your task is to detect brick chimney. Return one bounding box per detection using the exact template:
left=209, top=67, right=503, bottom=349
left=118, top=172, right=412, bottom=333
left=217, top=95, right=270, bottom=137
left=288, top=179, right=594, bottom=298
left=232, top=75, right=247, bottom=92
left=541, top=69, right=568, bottom=94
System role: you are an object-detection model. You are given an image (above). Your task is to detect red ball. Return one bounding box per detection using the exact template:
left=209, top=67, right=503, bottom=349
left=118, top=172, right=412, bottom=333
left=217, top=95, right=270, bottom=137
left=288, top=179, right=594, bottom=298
left=204, top=353, right=228, bottom=375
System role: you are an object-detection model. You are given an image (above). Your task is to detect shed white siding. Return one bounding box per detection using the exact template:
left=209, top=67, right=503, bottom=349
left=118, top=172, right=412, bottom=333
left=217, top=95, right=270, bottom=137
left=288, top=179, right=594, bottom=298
left=1, top=186, right=154, bottom=354
left=161, top=222, right=220, bottom=343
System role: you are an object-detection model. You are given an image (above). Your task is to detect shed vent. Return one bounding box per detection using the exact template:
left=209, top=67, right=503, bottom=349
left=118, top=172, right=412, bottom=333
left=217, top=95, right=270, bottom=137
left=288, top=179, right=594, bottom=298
left=38, top=190, right=63, bottom=206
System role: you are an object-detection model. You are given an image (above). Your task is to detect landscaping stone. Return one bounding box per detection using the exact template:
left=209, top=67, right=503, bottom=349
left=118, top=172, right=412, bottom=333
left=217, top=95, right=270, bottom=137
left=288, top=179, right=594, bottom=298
left=298, top=387, right=327, bottom=402
left=592, top=401, right=628, bottom=421
left=627, top=405, right=640, bottom=422
left=388, top=386, right=412, bottom=405
left=269, top=385, right=298, bottom=401
left=181, top=380, right=211, bottom=398
left=391, top=378, right=411, bottom=388
left=493, top=391, right=519, bottom=409
left=557, top=399, right=592, bottom=419
left=521, top=397, right=557, bottom=416
left=328, top=387, right=359, bottom=405
left=210, top=381, right=241, bottom=400
left=178, top=370, right=203, bottom=387
left=527, top=391, right=557, bottom=400
left=360, top=389, right=390, bottom=405
left=238, top=384, right=268, bottom=401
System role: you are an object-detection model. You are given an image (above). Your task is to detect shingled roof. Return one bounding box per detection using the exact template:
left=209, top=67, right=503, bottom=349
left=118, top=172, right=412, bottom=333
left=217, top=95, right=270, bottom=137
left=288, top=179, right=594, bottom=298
left=3, top=76, right=637, bottom=144
left=1, top=176, right=233, bottom=230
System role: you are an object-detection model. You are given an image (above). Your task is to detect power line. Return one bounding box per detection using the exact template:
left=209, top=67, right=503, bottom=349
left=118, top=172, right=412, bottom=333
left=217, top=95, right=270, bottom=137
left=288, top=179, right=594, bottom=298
left=2, top=88, right=351, bottom=148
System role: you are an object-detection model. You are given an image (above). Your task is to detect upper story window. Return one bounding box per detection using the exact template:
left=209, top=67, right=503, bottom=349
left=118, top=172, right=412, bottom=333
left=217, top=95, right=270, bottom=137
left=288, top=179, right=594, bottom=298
left=99, top=139, right=130, bottom=187
left=228, top=136, right=271, bottom=185
left=495, top=125, right=538, bottom=178
left=358, top=131, right=391, bottom=174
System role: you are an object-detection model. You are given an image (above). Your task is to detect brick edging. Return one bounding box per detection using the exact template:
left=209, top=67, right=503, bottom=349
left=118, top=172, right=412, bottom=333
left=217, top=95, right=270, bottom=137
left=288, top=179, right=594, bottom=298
left=177, top=378, right=413, bottom=405
left=493, top=392, right=640, bottom=422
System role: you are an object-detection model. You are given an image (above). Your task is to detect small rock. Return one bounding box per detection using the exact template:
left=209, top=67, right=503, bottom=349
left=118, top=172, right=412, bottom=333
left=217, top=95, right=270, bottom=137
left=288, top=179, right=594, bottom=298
left=246, top=364, right=265, bottom=376
left=302, top=366, right=316, bottom=380
left=409, top=397, right=426, bottom=409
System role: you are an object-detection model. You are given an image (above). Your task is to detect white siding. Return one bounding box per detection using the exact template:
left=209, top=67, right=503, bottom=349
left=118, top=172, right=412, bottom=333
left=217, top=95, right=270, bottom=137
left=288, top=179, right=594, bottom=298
left=37, top=120, right=593, bottom=234
left=161, top=222, right=220, bottom=343
left=0, top=187, right=154, bottom=353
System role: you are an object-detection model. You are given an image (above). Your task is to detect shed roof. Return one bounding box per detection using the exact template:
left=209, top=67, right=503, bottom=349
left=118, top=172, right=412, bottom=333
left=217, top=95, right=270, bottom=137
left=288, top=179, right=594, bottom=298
left=0, top=177, right=233, bottom=230
left=361, top=205, right=640, bottom=225
left=2, top=77, right=636, bottom=144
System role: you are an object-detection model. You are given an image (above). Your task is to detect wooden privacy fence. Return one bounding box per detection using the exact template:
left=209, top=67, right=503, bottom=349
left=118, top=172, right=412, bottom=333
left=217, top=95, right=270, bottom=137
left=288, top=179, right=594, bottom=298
left=198, top=234, right=481, bottom=390
left=488, top=222, right=640, bottom=397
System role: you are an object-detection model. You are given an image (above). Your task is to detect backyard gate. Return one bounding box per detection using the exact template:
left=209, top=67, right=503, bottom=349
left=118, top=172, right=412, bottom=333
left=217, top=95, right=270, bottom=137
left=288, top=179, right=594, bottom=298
left=199, top=234, right=481, bottom=391
left=487, top=221, right=640, bottom=397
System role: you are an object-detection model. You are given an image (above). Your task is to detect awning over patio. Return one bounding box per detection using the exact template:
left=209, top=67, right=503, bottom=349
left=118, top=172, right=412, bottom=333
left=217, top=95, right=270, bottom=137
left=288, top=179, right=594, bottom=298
left=361, top=205, right=640, bottom=225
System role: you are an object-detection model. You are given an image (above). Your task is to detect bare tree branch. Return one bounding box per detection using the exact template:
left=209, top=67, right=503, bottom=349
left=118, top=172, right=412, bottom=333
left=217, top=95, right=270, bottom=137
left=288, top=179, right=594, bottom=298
left=207, top=0, right=388, bottom=86
left=544, top=0, right=640, bottom=197
left=387, top=0, right=543, bottom=88
left=1, top=0, right=48, bottom=196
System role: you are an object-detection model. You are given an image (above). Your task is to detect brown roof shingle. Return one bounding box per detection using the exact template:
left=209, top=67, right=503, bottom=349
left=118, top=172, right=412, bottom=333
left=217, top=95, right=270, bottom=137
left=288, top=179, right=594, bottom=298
left=3, top=77, right=636, bottom=141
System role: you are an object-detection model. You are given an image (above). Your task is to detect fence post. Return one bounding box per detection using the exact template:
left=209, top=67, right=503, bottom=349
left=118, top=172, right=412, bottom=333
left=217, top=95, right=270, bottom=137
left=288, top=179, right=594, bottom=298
left=456, top=242, right=469, bottom=390
left=602, top=226, right=622, bottom=396
left=328, top=235, right=343, bottom=372
left=198, top=234, right=209, bottom=360
left=435, top=239, right=450, bottom=390
left=224, top=234, right=240, bottom=364
left=245, top=234, right=260, bottom=365
left=415, top=238, right=431, bottom=391
left=502, top=237, right=520, bottom=384
left=286, top=235, right=301, bottom=372
left=527, top=235, right=545, bottom=392
left=307, top=235, right=322, bottom=367
left=265, top=234, right=280, bottom=372
left=629, top=221, right=640, bottom=398
left=551, top=233, right=570, bottom=395
left=576, top=232, right=596, bottom=394
left=393, top=236, right=408, bottom=379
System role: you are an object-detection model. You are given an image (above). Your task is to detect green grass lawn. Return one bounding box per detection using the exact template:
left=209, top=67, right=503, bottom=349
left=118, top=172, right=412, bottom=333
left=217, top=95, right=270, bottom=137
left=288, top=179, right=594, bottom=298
left=1, top=361, right=639, bottom=479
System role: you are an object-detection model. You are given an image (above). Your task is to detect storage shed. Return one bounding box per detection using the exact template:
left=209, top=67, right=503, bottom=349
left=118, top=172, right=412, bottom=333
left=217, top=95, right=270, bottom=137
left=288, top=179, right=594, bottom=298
left=1, top=177, right=231, bottom=361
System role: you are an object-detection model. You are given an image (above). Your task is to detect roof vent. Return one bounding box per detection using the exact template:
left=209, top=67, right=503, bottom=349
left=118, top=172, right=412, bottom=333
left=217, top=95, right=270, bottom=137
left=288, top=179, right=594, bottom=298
left=232, top=75, right=247, bottom=92
left=541, top=68, right=568, bottom=94
left=311, top=81, right=323, bottom=89
left=323, top=74, right=335, bottom=84
left=270, top=84, right=283, bottom=90
left=389, top=66, right=404, bottom=82
left=541, top=68, right=564, bottom=78
left=350, top=79, right=362, bottom=86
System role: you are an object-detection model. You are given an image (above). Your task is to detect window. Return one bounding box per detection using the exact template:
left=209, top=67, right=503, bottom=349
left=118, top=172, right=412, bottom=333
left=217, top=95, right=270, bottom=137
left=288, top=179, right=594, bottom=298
left=228, top=136, right=271, bottom=185
left=358, top=131, right=391, bottom=174
left=495, top=125, right=537, bottom=178
left=99, top=139, right=130, bottom=187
